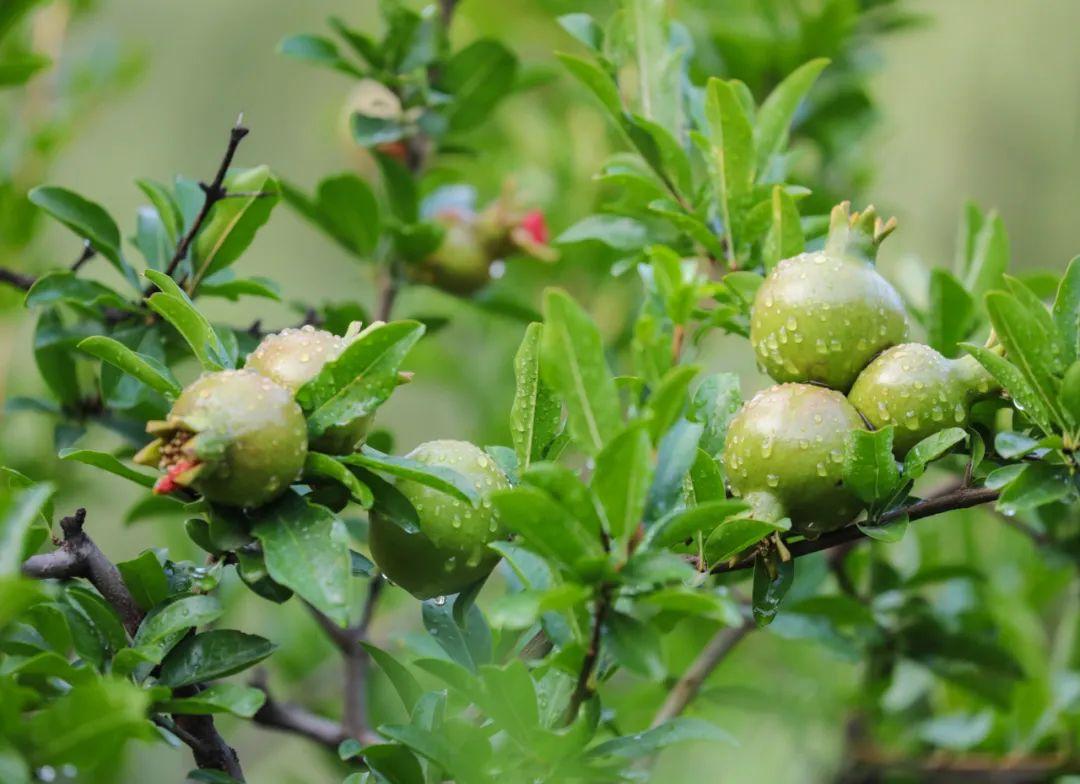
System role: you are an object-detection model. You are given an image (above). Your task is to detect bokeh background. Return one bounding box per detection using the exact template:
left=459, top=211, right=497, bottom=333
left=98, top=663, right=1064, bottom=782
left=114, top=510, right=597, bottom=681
left=2, top=0, right=1079, bottom=781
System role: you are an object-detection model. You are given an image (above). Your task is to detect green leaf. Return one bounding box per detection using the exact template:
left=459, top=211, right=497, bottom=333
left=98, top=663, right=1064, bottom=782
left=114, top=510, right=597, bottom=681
left=116, top=551, right=168, bottom=612
left=441, top=39, right=518, bottom=132
left=642, top=499, right=748, bottom=551
left=997, top=463, right=1074, bottom=515
left=487, top=584, right=589, bottom=629
left=28, top=678, right=152, bottom=771
left=421, top=597, right=491, bottom=672
left=763, top=185, right=803, bottom=272
left=644, top=418, right=703, bottom=521
left=78, top=335, right=182, bottom=398
left=752, top=555, right=793, bottom=627
left=963, top=213, right=1008, bottom=303
left=490, top=486, right=605, bottom=572
left=296, top=321, right=424, bottom=438
left=962, top=343, right=1054, bottom=435
left=986, top=291, right=1068, bottom=429
left=134, top=595, right=224, bottom=646
left=0, top=53, right=50, bottom=87
left=690, top=373, right=742, bottom=459
left=591, top=423, right=653, bottom=540
left=589, top=717, right=733, bottom=758
left=605, top=610, right=665, bottom=678
left=58, top=449, right=156, bottom=488
left=927, top=269, right=977, bottom=357
left=373, top=151, right=418, bottom=223
left=278, top=34, right=362, bottom=77
left=361, top=642, right=423, bottom=714
left=252, top=493, right=351, bottom=626
left=158, top=630, right=276, bottom=687
left=361, top=744, right=424, bottom=784
left=556, top=52, right=623, bottom=121
left=857, top=514, right=908, bottom=544
left=352, top=113, right=405, bottom=146
left=1053, top=256, right=1080, bottom=364
left=303, top=453, right=374, bottom=507
left=540, top=289, right=621, bottom=455
left=510, top=323, right=562, bottom=470
left=705, top=516, right=788, bottom=563
left=689, top=448, right=726, bottom=504
left=135, top=178, right=183, bottom=244
left=197, top=276, right=281, bottom=302
left=903, top=427, right=968, bottom=480
left=315, top=173, right=380, bottom=256
left=25, top=271, right=134, bottom=313
left=192, top=166, right=282, bottom=284
left=145, top=290, right=230, bottom=371
left=843, top=427, right=901, bottom=505
left=28, top=186, right=137, bottom=290
left=0, top=483, right=53, bottom=576
left=754, top=58, right=829, bottom=172
left=556, top=214, right=648, bottom=251
left=0, top=577, right=45, bottom=632
left=33, top=310, right=83, bottom=408
left=646, top=365, right=698, bottom=443
left=341, top=447, right=478, bottom=505
left=703, top=78, right=754, bottom=258
left=1062, top=361, right=1080, bottom=428
left=557, top=13, right=603, bottom=51
left=156, top=683, right=266, bottom=718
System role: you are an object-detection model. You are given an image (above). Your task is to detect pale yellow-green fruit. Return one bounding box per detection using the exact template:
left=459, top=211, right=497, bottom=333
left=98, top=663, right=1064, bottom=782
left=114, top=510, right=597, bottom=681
left=724, top=383, right=867, bottom=535
left=369, top=440, right=510, bottom=599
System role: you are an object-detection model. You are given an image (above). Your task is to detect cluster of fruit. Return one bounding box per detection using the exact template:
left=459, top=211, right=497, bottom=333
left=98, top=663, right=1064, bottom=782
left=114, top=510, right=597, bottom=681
left=136, top=323, right=509, bottom=598
left=724, top=202, right=999, bottom=536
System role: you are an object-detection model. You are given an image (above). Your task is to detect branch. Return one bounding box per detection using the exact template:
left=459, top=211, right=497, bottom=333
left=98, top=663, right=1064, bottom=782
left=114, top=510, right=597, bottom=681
left=23, top=508, right=142, bottom=635
left=70, top=240, right=96, bottom=272
left=711, top=486, right=1000, bottom=575
left=563, top=585, right=613, bottom=726
left=650, top=621, right=752, bottom=727
left=0, top=266, right=37, bottom=291
left=250, top=671, right=362, bottom=752
left=152, top=116, right=250, bottom=290
left=22, top=509, right=243, bottom=779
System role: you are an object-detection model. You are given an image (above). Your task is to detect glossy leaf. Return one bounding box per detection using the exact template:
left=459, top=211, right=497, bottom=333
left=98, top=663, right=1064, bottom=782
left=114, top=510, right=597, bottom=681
left=510, top=323, right=562, bottom=470
left=158, top=630, right=276, bottom=687
left=78, top=335, right=182, bottom=398
left=843, top=427, right=901, bottom=505
left=591, top=423, right=653, bottom=540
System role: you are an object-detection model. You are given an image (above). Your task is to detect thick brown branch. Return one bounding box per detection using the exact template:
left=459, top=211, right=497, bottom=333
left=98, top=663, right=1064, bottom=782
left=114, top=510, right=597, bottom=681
left=152, top=117, right=250, bottom=291
left=22, top=508, right=142, bottom=636
left=711, top=486, right=1000, bottom=575
left=650, top=622, right=752, bottom=727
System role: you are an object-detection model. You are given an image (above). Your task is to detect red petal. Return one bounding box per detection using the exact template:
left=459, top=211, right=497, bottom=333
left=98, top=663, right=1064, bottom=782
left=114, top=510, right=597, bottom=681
left=521, top=210, right=549, bottom=245
left=153, top=459, right=199, bottom=496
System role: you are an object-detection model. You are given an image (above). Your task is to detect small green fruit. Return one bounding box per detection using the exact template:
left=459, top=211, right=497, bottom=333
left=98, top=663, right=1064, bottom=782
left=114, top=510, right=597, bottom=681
left=415, top=211, right=491, bottom=296
left=750, top=202, right=909, bottom=392
left=724, top=383, right=867, bottom=535
left=136, top=370, right=308, bottom=508
left=245, top=324, right=372, bottom=454
left=848, top=343, right=1000, bottom=456
left=369, top=440, right=510, bottom=599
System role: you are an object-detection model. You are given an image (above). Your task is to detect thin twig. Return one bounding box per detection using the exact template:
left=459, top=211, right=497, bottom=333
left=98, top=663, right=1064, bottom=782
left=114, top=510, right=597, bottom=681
left=23, top=509, right=243, bottom=779
left=250, top=671, right=362, bottom=751
left=711, top=486, right=1000, bottom=575
left=70, top=240, right=96, bottom=272
left=148, top=116, right=250, bottom=294
left=0, top=266, right=37, bottom=291
left=650, top=622, right=752, bottom=727
left=563, top=585, right=613, bottom=726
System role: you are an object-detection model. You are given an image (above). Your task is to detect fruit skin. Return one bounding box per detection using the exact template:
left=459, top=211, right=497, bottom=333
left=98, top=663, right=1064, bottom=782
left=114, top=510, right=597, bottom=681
left=724, top=383, right=867, bottom=535
left=369, top=440, right=510, bottom=599
left=136, top=370, right=308, bottom=508
left=414, top=210, right=492, bottom=296
left=848, top=343, right=1000, bottom=456
left=750, top=203, right=909, bottom=392
left=245, top=325, right=371, bottom=454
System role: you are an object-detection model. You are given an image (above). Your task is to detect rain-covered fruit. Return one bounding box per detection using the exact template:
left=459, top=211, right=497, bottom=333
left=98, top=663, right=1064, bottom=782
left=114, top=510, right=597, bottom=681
left=135, top=370, right=307, bottom=508
left=245, top=324, right=372, bottom=454
left=369, top=440, right=510, bottom=599
left=750, top=202, right=909, bottom=392
left=724, top=383, right=867, bottom=536
left=848, top=343, right=1000, bottom=456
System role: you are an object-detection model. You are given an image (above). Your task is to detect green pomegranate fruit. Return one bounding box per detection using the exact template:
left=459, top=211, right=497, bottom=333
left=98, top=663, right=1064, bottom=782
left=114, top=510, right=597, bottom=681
left=724, top=383, right=868, bottom=535
left=245, top=324, right=372, bottom=454
left=369, top=440, right=510, bottom=599
left=848, top=343, right=1000, bottom=456
left=413, top=210, right=492, bottom=296
left=750, top=202, right=909, bottom=392
left=135, top=370, right=307, bottom=508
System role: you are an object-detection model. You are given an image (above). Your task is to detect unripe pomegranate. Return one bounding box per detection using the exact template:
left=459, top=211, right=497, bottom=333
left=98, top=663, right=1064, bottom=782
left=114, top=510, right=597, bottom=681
left=369, top=440, right=510, bottom=599
left=724, top=383, right=867, bottom=535
left=848, top=343, right=1000, bottom=456
left=135, top=370, right=308, bottom=508
left=750, top=202, right=909, bottom=392
left=245, top=324, right=372, bottom=454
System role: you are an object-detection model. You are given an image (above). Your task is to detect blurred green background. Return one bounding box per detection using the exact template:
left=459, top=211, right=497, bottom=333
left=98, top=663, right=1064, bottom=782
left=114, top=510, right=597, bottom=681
left=2, top=0, right=1079, bottom=781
